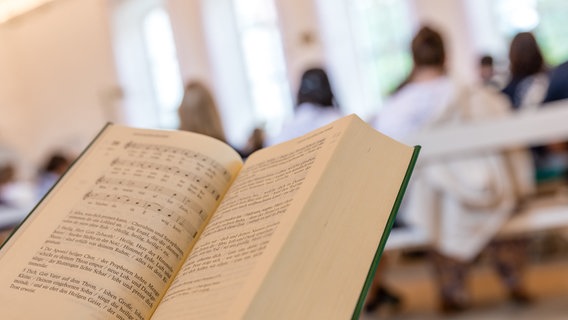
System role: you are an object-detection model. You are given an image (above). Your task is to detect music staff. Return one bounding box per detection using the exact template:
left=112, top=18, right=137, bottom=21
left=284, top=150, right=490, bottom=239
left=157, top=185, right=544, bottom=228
left=83, top=191, right=199, bottom=237
left=95, top=176, right=208, bottom=221
left=124, top=141, right=231, bottom=182
left=110, top=159, right=222, bottom=201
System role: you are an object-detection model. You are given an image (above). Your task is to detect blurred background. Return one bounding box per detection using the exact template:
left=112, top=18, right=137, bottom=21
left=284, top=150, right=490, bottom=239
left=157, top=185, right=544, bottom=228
left=1, top=0, right=567, bottom=177
left=0, top=0, right=568, bottom=319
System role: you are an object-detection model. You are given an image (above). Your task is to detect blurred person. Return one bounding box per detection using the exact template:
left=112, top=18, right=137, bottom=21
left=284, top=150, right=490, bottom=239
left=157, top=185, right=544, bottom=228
left=373, top=26, right=454, bottom=139
left=372, top=26, right=532, bottom=313
left=502, top=32, right=549, bottom=110
left=538, top=60, right=568, bottom=183
left=266, top=67, right=344, bottom=146
left=178, top=80, right=227, bottom=142
left=0, top=144, right=22, bottom=207
left=238, top=127, right=265, bottom=159
left=479, top=54, right=506, bottom=89
left=0, top=163, right=16, bottom=206
left=36, top=151, right=73, bottom=200
left=543, top=60, right=568, bottom=103
left=503, top=32, right=568, bottom=184
left=369, top=25, right=457, bottom=313
left=479, top=55, right=494, bottom=84
left=178, top=80, right=265, bottom=158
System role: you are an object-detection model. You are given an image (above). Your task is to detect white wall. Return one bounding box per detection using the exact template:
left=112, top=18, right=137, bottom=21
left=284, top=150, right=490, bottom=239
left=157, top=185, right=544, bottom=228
left=166, top=0, right=214, bottom=85
left=0, top=0, right=121, bottom=177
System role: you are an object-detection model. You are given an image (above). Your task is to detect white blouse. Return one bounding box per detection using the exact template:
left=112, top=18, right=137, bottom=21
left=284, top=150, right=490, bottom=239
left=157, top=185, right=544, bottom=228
left=267, top=102, right=343, bottom=146
left=373, top=76, right=456, bottom=142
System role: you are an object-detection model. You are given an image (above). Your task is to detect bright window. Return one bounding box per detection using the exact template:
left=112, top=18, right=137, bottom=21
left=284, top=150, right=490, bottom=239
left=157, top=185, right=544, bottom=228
left=317, top=0, right=414, bottom=118
left=535, top=0, right=568, bottom=64
left=348, top=0, right=413, bottom=102
left=494, top=0, right=568, bottom=65
left=495, top=0, right=540, bottom=34
left=142, top=7, right=183, bottom=128
left=232, top=0, right=292, bottom=133
left=110, top=0, right=183, bottom=129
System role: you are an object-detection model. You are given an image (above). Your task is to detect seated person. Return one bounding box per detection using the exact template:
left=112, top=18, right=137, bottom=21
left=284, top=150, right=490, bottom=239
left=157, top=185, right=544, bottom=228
left=0, top=163, right=16, bottom=206
left=267, top=67, right=343, bottom=146
left=36, top=152, right=72, bottom=199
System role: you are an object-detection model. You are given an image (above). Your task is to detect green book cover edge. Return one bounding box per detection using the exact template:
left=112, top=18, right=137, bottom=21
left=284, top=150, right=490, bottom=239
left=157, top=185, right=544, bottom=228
left=351, top=145, right=421, bottom=319
left=0, top=123, right=113, bottom=252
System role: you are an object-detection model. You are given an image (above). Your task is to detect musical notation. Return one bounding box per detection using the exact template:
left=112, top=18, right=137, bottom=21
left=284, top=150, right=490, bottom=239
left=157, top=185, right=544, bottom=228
left=124, top=142, right=232, bottom=182
left=110, top=159, right=221, bottom=201
left=72, top=140, right=237, bottom=239
left=95, top=176, right=208, bottom=221
left=83, top=191, right=199, bottom=237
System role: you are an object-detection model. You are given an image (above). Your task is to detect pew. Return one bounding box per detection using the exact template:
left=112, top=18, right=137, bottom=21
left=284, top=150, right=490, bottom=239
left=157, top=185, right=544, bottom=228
left=386, top=100, right=568, bottom=251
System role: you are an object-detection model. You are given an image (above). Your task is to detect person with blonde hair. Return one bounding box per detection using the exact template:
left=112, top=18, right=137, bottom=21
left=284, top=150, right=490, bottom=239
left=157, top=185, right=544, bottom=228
left=178, top=81, right=227, bottom=142
left=177, top=80, right=265, bottom=159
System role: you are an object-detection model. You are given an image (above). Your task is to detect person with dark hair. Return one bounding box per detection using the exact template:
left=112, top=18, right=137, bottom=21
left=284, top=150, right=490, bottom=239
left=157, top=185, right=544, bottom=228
left=502, top=32, right=568, bottom=183
left=369, top=25, right=456, bottom=314
left=296, top=68, right=336, bottom=107
left=479, top=55, right=494, bottom=82
left=501, top=32, right=549, bottom=110
left=479, top=54, right=506, bottom=89
left=0, top=164, right=15, bottom=205
left=36, top=151, right=72, bottom=199
left=267, top=67, right=343, bottom=145
left=374, top=26, right=452, bottom=138
left=372, top=25, right=532, bottom=314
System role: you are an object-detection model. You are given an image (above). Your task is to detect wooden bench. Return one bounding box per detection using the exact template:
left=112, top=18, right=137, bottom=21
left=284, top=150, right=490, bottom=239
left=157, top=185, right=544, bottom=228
left=385, top=100, right=568, bottom=252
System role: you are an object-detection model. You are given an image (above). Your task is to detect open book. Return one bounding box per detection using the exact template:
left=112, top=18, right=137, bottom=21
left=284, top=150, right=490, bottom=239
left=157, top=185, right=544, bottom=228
left=0, top=114, right=419, bottom=319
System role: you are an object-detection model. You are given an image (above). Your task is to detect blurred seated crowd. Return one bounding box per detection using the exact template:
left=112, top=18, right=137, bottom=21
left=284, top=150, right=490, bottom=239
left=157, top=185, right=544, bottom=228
left=0, top=149, right=74, bottom=210
left=1, top=23, right=568, bottom=316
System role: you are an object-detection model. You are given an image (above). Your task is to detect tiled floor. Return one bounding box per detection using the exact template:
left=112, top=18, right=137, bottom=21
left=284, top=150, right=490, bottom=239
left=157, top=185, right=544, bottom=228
left=360, top=245, right=568, bottom=320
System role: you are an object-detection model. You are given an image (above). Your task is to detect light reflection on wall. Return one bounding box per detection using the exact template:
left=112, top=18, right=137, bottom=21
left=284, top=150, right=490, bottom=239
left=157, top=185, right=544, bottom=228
left=0, top=0, right=54, bottom=24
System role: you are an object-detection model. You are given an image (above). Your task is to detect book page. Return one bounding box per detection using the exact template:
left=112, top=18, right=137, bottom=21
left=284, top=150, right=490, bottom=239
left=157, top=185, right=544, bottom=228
left=240, top=118, right=414, bottom=319
left=0, top=125, right=242, bottom=319
left=151, top=118, right=349, bottom=319
left=152, top=115, right=415, bottom=319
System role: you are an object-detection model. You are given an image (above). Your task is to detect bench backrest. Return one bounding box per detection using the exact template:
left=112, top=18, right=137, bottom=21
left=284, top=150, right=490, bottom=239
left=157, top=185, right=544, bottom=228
left=406, top=99, right=568, bottom=161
